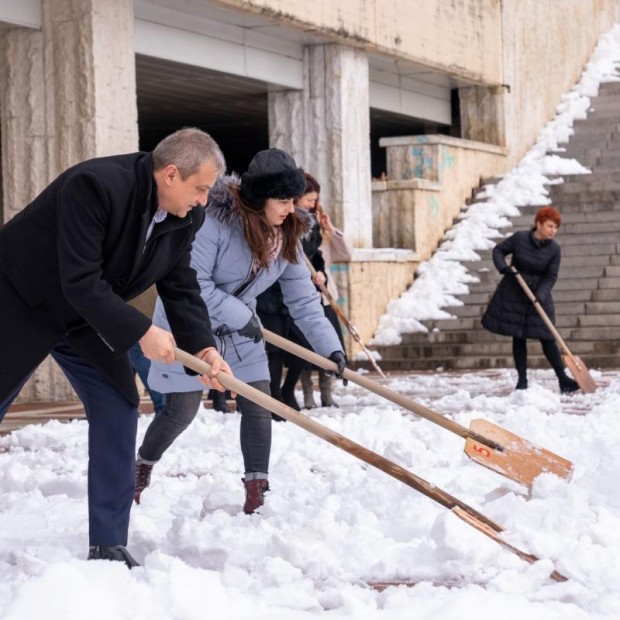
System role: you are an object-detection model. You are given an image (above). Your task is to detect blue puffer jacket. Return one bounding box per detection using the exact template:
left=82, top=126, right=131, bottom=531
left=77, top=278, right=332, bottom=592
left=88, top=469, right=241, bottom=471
left=148, top=175, right=344, bottom=390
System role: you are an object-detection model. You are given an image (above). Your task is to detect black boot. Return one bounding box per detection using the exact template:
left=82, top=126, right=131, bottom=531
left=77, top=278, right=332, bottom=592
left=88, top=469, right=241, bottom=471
left=210, top=389, right=229, bottom=413
left=88, top=545, right=140, bottom=568
left=280, top=385, right=300, bottom=411
left=515, top=377, right=528, bottom=390
left=559, top=377, right=580, bottom=394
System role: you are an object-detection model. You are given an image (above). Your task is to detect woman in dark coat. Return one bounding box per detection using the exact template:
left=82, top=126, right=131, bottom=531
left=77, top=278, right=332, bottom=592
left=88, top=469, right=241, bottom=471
left=482, top=206, right=579, bottom=393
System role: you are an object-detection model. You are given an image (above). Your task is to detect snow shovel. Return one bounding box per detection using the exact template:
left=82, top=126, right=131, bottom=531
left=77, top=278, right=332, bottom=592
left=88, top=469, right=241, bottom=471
left=511, top=267, right=597, bottom=393
left=261, top=328, right=574, bottom=489
left=303, top=255, right=386, bottom=378
left=174, top=346, right=567, bottom=582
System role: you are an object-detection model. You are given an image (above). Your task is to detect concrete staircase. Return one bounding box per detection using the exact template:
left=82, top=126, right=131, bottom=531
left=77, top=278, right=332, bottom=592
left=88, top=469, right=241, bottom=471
left=371, top=81, right=620, bottom=371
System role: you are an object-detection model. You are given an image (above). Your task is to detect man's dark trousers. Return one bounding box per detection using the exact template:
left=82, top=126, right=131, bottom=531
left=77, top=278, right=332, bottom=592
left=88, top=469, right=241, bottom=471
left=0, top=338, right=137, bottom=546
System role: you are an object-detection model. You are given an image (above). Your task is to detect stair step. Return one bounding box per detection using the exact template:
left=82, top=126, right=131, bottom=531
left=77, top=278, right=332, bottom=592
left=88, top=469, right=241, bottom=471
left=551, top=203, right=620, bottom=217
left=579, top=314, right=620, bottom=327
left=556, top=267, right=606, bottom=279
left=374, top=340, right=607, bottom=361
left=560, top=242, right=619, bottom=256
left=590, top=160, right=620, bottom=173
left=592, top=288, right=620, bottom=301
left=364, top=353, right=620, bottom=372
left=561, top=254, right=612, bottom=267
left=569, top=326, right=620, bottom=340
left=597, top=277, right=620, bottom=289
left=511, top=212, right=620, bottom=226
left=573, top=120, right=620, bottom=133
left=585, top=301, right=620, bottom=313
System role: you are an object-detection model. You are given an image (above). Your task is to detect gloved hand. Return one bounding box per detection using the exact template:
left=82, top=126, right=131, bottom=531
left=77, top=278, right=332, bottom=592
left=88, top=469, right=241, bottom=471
left=327, top=350, right=348, bottom=386
left=238, top=315, right=263, bottom=343
left=500, top=265, right=517, bottom=276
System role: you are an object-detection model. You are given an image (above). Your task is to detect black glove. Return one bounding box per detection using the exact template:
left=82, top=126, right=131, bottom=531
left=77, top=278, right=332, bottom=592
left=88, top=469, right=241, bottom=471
left=238, top=315, right=263, bottom=343
left=327, top=350, right=348, bottom=386
left=500, top=265, right=517, bottom=276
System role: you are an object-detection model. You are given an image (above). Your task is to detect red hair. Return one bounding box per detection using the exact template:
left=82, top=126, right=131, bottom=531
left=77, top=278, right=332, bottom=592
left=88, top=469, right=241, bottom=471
left=535, top=206, right=561, bottom=227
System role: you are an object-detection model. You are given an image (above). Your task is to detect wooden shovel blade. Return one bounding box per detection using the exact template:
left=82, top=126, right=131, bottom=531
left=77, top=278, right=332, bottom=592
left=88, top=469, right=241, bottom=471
left=464, top=419, right=573, bottom=489
left=451, top=506, right=568, bottom=582
left=563, top=355, right=597, bottom=393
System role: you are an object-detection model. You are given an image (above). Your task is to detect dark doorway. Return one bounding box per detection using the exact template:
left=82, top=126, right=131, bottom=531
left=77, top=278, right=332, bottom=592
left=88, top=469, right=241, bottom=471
left=135, top=54, right=269, bottom=175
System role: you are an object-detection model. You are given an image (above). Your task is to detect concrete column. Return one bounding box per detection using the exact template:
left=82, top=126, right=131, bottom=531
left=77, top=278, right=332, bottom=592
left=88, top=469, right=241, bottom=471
left=42, top=0, right=138, bottom=176
left=459, top=85, right=506, bottom=147
left=0, top=28, right=48, bottom=225
left=269, top=44, right=372, bottom=248
left=0, top=0, right=138, bottom=401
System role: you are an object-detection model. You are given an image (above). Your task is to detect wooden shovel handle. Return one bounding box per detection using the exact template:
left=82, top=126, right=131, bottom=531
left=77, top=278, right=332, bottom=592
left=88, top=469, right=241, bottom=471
left=261, top=329, right=504, bottom=452
left=510, top=267, right=575, bottom=362
left=173, top=346, right=503, bottom=531
left=175, top=347, right=570, bottom=581
left=302, top=255, right=386, bottom=378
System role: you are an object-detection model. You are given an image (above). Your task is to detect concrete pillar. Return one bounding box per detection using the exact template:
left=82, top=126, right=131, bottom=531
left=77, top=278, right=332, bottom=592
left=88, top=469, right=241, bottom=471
left=43, top=0, right=139, bottom=176
left=269, top=43, right=372, bottom=248
left=0, top=0, right=138, bottom=401
left=0, top=28, right=48, bottom=225
left=459, top=85, right=506, bottom=147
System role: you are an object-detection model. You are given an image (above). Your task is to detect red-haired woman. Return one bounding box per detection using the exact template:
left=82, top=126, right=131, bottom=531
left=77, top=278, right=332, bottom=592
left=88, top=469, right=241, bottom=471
left=482, top=206, right=579, bottom=393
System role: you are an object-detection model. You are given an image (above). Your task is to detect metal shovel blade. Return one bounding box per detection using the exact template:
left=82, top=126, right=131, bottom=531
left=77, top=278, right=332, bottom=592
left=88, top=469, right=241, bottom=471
left=464, top=419, right=574, bottom=488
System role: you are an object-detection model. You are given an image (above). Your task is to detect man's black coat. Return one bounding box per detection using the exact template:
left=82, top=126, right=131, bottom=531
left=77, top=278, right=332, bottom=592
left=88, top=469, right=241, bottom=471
left=0, top=152, right=216, bottom=405
left=482, top=230, right=561, bottom=340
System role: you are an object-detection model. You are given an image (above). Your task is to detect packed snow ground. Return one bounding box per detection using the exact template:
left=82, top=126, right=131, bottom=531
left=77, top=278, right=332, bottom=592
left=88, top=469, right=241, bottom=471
left=1, top=367, right=619, bottom=619
left=371, top=24, right=620, bottom=347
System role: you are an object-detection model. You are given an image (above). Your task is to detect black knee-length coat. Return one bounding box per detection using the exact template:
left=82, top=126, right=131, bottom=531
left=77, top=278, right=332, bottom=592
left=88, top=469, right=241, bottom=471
left=481, top=230, right=560, bottom=340
left=0, top=152, right=216, bottom=406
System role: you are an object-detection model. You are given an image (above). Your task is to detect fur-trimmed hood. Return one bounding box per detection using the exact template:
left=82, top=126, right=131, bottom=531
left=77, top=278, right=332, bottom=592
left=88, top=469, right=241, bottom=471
left=206, top=174, right=315, bottom=236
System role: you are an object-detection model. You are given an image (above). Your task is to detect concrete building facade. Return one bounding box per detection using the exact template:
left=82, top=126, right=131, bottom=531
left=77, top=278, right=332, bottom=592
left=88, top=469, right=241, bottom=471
left=0, top=0, right=617, bottom=400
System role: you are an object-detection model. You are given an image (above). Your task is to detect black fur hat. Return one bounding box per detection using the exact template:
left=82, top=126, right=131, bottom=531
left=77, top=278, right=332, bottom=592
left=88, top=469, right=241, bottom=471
left=239, top=148, right=306, bottom=208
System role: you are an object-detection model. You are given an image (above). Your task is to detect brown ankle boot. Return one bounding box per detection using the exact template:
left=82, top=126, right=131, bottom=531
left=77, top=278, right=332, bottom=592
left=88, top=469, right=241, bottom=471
left=242, top=478, right=270, bottom=514
left=134, top=458, right=155, bottom=504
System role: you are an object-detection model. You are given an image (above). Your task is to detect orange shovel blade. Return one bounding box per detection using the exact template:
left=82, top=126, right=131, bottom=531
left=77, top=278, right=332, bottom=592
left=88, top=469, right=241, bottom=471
left=464, top=419, right=573, bottom=489
left=564, top=355, right=597, bottom=394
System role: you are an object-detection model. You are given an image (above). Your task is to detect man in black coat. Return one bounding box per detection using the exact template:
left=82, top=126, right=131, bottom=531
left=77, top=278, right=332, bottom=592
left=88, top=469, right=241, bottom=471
left=0, top=127, right=232, bottom=566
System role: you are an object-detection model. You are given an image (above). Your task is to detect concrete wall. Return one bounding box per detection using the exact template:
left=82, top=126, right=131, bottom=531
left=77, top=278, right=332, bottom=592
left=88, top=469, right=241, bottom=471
left=334, top=249, right=418, bottom=356
left=502, top=0, right=617, bottom=166
left=215, top=0, right=503, bottom=84
left=372, top=135, right=506, bottom=259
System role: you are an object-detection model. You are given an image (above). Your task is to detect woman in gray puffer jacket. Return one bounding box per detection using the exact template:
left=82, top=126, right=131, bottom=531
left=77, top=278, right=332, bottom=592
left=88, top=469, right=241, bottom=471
left=135, top=149, right=346, bottom=514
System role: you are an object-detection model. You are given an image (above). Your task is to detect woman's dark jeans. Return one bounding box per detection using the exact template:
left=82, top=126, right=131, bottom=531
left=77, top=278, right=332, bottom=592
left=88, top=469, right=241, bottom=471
left=138, top=380, right=272, bottom=474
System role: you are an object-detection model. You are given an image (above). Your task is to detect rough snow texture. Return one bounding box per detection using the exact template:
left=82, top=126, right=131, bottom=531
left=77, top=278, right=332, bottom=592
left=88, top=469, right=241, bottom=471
left=0, top=366, right=618, bottom=619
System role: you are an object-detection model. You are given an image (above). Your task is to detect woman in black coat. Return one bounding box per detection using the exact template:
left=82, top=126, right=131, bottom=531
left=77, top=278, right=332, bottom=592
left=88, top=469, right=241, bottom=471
left=482, top=206, right=579, bottom=393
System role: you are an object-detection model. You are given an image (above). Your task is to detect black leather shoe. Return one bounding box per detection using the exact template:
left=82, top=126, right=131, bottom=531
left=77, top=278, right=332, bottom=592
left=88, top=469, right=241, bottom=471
left=88, top=545, right=140, bottom=568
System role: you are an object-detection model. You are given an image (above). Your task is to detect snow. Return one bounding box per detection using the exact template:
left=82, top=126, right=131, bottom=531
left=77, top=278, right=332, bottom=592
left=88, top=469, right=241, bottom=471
left=1, top=367, right=620, bottom=619
left=371, top=24, right=620, bottom=347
